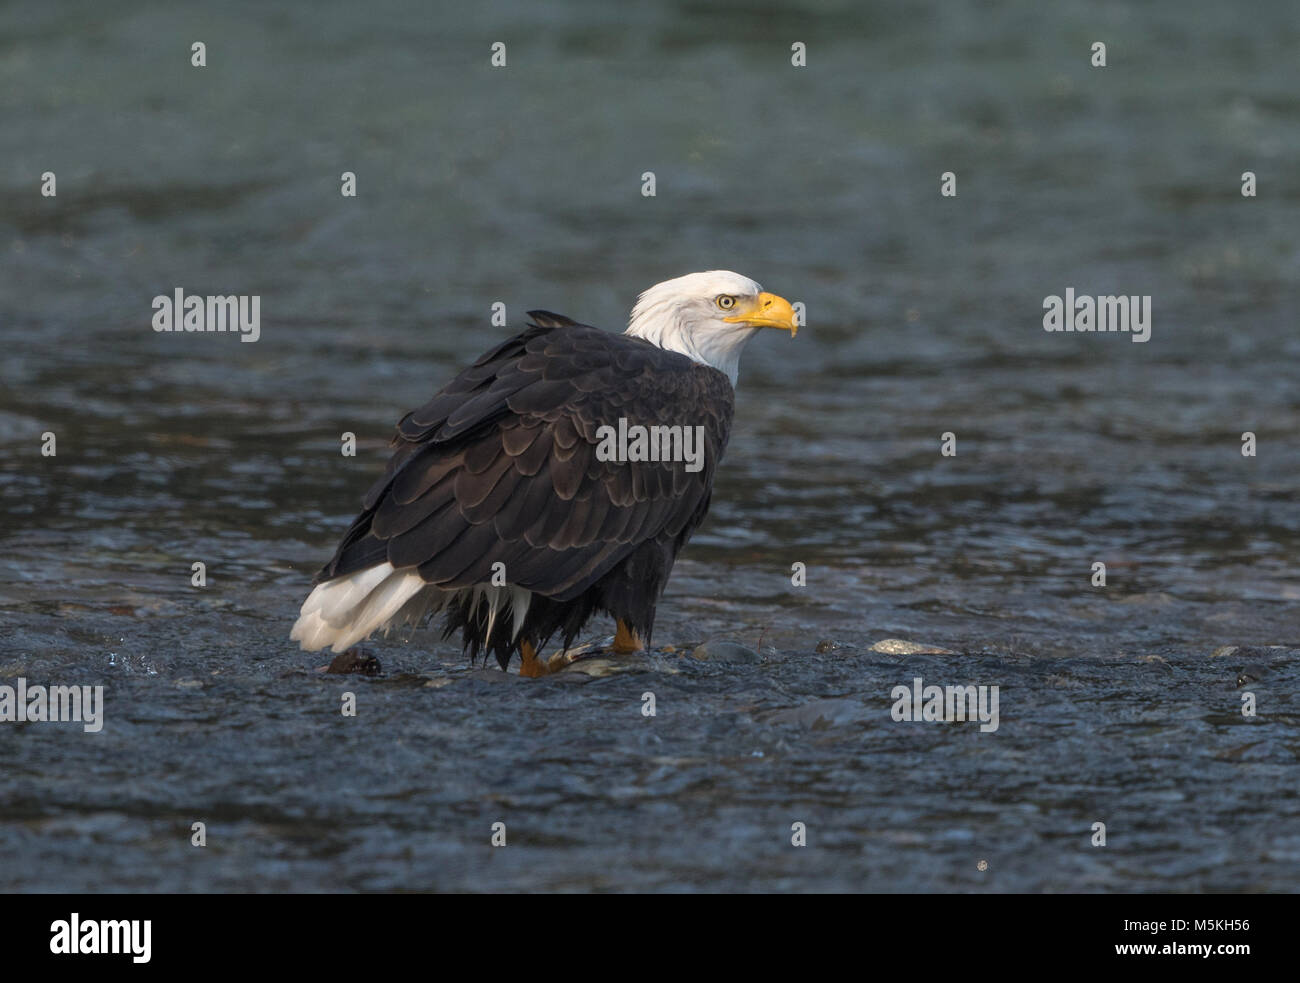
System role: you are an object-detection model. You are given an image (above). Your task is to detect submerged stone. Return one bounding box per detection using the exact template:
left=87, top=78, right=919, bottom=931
left=691, top=641, right=762, bottom=664
left=323, top=649, right=382, bottom=676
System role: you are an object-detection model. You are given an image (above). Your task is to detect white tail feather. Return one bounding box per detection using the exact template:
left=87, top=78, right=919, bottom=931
left=290, top=562, right=534, bottom=654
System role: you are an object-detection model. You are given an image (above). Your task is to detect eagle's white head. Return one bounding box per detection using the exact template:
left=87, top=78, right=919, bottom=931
left=625, top=270, right=798, bottom=386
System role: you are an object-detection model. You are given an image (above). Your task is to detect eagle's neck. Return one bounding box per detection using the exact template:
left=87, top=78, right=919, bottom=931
left=625, top=303, right=753, bottom=387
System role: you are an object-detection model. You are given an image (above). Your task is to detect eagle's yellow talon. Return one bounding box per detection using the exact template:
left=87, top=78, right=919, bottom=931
left=613, top=620, right=646, bottom=654
left=518, top=640, right=573, bottom=677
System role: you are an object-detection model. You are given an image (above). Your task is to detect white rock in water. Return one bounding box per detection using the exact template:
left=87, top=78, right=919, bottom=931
left=869, top=638, right=953, bottom=655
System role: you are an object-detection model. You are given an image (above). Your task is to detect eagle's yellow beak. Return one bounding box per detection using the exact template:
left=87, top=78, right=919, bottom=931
left=723, top=292, right=798, bottom=337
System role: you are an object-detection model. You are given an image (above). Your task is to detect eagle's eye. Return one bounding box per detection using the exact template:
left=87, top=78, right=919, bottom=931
left=716, top=295, right=737, bottom=310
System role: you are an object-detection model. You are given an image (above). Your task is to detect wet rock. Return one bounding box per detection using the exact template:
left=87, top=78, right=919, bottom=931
left=1237, top=664, right=1267, bottom=686
left=1210, top=644, right=1294, bottom=660
left=869, top=638, right=953, bottom=656
left=1136, top=654, right=1174, bottom=673
left=691, top=641, right=762, bottom=664
left=323, top=649, right=382, bottom=676
left=761, top=698, right=867, bottom=730
left=815, top=639, right=840, bottom=653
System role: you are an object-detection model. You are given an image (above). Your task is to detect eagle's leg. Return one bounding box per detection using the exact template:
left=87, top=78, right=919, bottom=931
left=613, top=619, right=646, bottom=654
left=518, top=640, right=547, bottom=677
left=517, top=639, right=572, bottom=677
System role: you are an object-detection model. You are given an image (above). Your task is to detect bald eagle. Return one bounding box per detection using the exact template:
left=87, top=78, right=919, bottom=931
left=290, top=271, right=797, bottom=676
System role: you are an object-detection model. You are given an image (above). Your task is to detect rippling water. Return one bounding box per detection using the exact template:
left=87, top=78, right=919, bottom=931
left=1, top=0, right=1297, bottom=891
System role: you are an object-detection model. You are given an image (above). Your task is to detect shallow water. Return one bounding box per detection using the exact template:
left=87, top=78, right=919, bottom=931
left=1, top=0, right=1297, bottom=891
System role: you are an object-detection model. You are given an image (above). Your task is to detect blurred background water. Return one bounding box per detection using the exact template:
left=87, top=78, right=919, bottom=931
left=0, top=0, right=1297, bottom=892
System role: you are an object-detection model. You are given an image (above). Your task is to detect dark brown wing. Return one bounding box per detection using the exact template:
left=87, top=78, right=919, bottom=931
left=315, top=315, right=735, bottom=602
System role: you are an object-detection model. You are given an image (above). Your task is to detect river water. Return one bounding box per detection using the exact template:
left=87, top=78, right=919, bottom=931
left=1, top=0, right=1297, bottom=891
